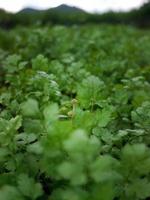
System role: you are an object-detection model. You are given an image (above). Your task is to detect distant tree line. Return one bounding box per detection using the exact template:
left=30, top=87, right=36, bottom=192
left=0, top=1, right=149, bottom=28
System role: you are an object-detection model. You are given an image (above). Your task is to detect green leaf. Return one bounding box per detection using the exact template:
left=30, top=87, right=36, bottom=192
left=63, top=130, right=100, bottom=160
left=77, top=75, right=105, bottom=108
left=20, top=99, right=40, bottom=118
left=91, top=183, right=115, bottom=200
left=32, top=54, right=49, bottom=72
left=125, top=178, right=150, bottom=199
left=23, top=119, right=43, bottom=134
left=43, top=103, right=59, bottom=131
left=3, top=54, right=21, bottom=73
left=9, top=115, right=22, bottom=131
left=97, top=106, right=115, bottom=128
left=57, top=161, right=87, bottom=185
left=90, top=156, right=121, bottom=183
left=0, top=186, right=23, bottom=200
left=122, top=143, right=147, bottom=160
left=27, top=142, right=43, bottom=154
left=17, top=174, right=43, bottom=199
left=51, top=188, right=88, bottom=200
left=0, top=148, right=9, bottom=162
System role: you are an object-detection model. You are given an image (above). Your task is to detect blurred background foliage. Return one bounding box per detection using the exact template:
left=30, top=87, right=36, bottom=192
left=0, top=1, right=150, bottom=29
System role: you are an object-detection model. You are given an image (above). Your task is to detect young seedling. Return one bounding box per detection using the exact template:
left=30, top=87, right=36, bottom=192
left=67, top=99, right=78, bottom=118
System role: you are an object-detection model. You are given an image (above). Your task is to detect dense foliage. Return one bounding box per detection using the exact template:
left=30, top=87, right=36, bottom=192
left=0, top=25, right=150, bottom=200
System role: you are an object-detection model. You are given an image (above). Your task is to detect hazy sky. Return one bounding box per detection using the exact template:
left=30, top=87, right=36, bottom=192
left=0, top=0, right=146, bottom=13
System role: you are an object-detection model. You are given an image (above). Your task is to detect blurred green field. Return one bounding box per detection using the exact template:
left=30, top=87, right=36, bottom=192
left=0, top=25, right=150, bottom=200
